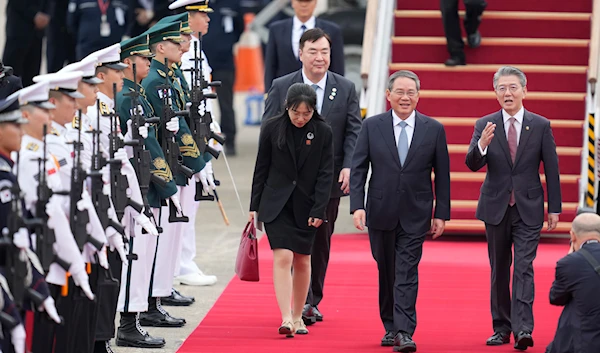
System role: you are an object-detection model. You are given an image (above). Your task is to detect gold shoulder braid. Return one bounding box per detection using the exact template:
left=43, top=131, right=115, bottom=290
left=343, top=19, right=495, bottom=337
left=151, top=157, right=174, bottom=182
left=179, top=133, right=200, bottom=158
left=157, top=69, right=166, bottom=78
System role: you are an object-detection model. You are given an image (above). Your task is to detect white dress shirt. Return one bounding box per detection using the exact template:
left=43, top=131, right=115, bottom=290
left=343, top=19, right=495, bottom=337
left=302, top=70, right=327, bottom=114
left=292, top=16, right=316, bottom=59
left=393, top=109, right=416, bottom=148
left=478, top=107, right=524, bottom=155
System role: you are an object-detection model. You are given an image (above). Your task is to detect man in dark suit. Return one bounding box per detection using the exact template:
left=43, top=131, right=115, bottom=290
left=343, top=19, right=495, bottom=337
left=350, top=70, right=451, bottom=352
left=2, top=0, right=49, bottom=86
left=263, top=28, right=362, bottom=326
left=0, top=62, right=23, bottom=100
left=263, top=0, right=345, bottom=92
left=465, top=66, right=562, bottom=350
left=440, top=0, right=487, bottom=66
left=545, top=212, right=600, bottom=353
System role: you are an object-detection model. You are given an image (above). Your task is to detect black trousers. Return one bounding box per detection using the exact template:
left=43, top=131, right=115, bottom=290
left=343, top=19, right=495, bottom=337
left=94, top=250, right=122, bottom=344
left=368, top=223, right=425, bottom=334
left=211, top=69, right=237, bottom=147
left=440, top=0, right=487, bottom=59
left=485, top=205, right=541, bottom=336
left=306, top=197, right=341, bottom=307
left=45, top=21, right=76, bottom=73
left=2, top=33, right=43, bottom=86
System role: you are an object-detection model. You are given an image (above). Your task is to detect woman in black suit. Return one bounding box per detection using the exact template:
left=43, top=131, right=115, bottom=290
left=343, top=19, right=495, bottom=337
left=249, top=83, right=334, bottom=337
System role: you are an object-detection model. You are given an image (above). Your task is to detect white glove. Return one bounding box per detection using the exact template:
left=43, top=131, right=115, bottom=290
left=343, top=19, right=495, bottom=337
left=69, top=263, right=95, bottom=301
left=13, top=227, right=30, bottom=249
left=97, top=246, right=109, bottom=269
left=138, top=123, right=149, bottom=139
left=11, top=324, right=26, bottom=353
left=113, top=147, right=129, bottom=164
left=134, top=213, right=159, bottom=236
left=170, top=194, right=183, bottom=215
left=204, top=161, right=216, bottom=190
left=38, top=296, right=62, bottom=324
left=166, top=117, right=179, bottom=134
left=107, top=234, right=127, bottom=262
left=197, top=100, right=206, bottom=116
left=209, top=120, right=223, bottom=152
left=195, top=171, right=209, bottom=193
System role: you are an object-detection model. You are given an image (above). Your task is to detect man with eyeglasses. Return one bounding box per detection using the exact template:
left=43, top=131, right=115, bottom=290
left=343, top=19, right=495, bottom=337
left=263, top=27, right=362, bottom=329
left=350, top=70, right=450, bottom=351
left=466, top=66, right=561, bottom=350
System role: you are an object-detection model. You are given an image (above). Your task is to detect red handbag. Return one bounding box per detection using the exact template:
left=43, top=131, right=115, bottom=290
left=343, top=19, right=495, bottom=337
left=235, top=222, right=260, bottom=281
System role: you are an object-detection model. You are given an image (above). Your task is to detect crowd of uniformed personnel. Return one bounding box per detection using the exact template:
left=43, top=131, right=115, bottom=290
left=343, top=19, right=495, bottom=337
left=0, top=1, right=228, bottom=352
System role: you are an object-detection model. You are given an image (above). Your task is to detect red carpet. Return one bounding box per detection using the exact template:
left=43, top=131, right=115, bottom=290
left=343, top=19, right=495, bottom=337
left=177, top=234, right=567, bottom=353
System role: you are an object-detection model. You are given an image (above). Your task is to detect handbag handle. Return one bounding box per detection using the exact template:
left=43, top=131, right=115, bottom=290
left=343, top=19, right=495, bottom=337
left=243, top=221, right=256, bottom=240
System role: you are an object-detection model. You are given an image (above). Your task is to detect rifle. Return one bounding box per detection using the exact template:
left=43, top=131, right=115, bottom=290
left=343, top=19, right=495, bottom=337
left=186, top=36, right=225, bottom=160
left=157, top=59, right=192, bottom=222
left=105, top=84, right=144, bottom=220
left=124, top=63, right=166, bottom=227
left=87, top=102, right=126, bottom=238
left=0, top=153, right=46, bottom=310
left=70, top=110, right=104, bottom=252
left=33, top=125, right=70, bottom=274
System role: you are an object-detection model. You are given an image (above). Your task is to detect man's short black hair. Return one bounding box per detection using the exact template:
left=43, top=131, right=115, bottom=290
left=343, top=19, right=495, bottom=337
left=299, top=28, right=331, bottom=50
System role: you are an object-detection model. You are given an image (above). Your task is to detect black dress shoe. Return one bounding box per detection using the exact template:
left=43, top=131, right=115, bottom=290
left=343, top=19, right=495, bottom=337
left=139, top=298, right=186, bottom=327
left=467, top=31, right=482, bottom=48
left=162, top=288, right=194, bottom=306
left=117, top=313, right=166, bottom=348
left=444, top=57, right=466, bottom=66
left=514, top=331, right=534, bottom=351
left=301, top=304, right=317, bottom=326
left=393, top=331, right=417, bottom=352
left=381, top=330, right=395, bottom=347
left=312, top=306, right=323, bottom=321
left=486, top=331, right=510, bottom=345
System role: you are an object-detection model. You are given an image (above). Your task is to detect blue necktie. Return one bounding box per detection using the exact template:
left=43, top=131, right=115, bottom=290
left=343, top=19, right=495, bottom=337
left=398, top=121, right=408, bottom=166
left=311, top=84, right=321, bottom=113
left=301, top=24, right=307, bottom=35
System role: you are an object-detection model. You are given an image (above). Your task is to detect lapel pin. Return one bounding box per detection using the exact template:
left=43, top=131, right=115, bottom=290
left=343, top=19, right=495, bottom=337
left=329, top=95, right=334, bottom=100
left=307, top=132, right=314, bottom=140
left=526, top=126, right=530, bottom=131
left=332, top=88, right=337, bottom=92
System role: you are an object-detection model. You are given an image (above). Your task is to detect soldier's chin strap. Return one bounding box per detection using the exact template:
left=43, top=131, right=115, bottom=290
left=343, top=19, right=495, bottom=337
left=219, top=149, right=245, bottom=217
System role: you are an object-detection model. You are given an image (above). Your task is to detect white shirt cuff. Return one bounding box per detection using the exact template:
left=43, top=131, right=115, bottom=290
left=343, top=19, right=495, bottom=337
left=478, top=140, right=488, bottom=156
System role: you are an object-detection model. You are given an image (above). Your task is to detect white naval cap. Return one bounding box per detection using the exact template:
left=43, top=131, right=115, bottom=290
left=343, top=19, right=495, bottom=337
left=168, top=0, right=213, bottom=12
left=0, top=95, right=28, bottom=124
left=60, top=56, right=104, bottom=85
left=8, top=81, right=56, bottom=110
left=33, top=71, right=85, bottom=99
left=86, top=43, right=128, bottom=70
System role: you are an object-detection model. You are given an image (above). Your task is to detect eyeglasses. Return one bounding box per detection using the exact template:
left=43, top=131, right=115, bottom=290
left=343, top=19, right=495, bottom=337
left=496, top=85, right=521, bottom=93
left=391, top=90, right=417, bottom=98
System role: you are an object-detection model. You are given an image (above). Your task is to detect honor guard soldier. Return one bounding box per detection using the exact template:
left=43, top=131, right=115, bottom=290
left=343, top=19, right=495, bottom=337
left=0, top=94, right=61, bottom=353
left=32, top=71, right=112, bottom=353
left=114, top=34, right=179, bottom=348
left=15, top=80, right=95, bottom=353
left=165, top=1, right=222, bottom=287
left=141, top=21, right=207, bottom=327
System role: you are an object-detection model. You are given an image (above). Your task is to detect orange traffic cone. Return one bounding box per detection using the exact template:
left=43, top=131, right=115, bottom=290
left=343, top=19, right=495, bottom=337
left=234, top=13, right=265, bottom=93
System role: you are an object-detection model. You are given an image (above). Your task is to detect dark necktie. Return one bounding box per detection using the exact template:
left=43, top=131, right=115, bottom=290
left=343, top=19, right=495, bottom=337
left=507, top=117, right=517, bottom=205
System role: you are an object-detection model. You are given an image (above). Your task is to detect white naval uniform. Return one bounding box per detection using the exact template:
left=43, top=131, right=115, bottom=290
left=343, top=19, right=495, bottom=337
left=87, top=92, right=159, bottom=311
left=175, top=39, right=215, bottom=278
left=18, top=135, right=89, bottom=287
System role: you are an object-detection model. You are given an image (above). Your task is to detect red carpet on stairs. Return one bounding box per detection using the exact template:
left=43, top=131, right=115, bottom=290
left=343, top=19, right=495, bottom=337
left=177, top=234, right=567, bottom=353
left=392, top=0, right=591, bottom=233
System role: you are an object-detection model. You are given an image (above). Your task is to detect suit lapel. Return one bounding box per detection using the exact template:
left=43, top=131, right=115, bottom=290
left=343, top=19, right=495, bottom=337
left=284, top=20, right=296, bottom=62
left=296, top=120, right=314, bottom=170
left=286, top=125, right=297, bottom=167
left=513, top=110, right=533, bottom=169
left=377, top=112, right=402, bottom=169
left=402, top=112, right=428, bottom=169
left=494, top=111, right=513, bottom=167
left=320, top=72, right=336, bottom=118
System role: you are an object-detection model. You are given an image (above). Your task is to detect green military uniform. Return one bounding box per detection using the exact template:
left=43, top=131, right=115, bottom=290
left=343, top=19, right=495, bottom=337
left=155, top=13, right=213, bottom=165
left=142, top=22, right=206, bottom=186
left=117, top=78, right=177, bottom=207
